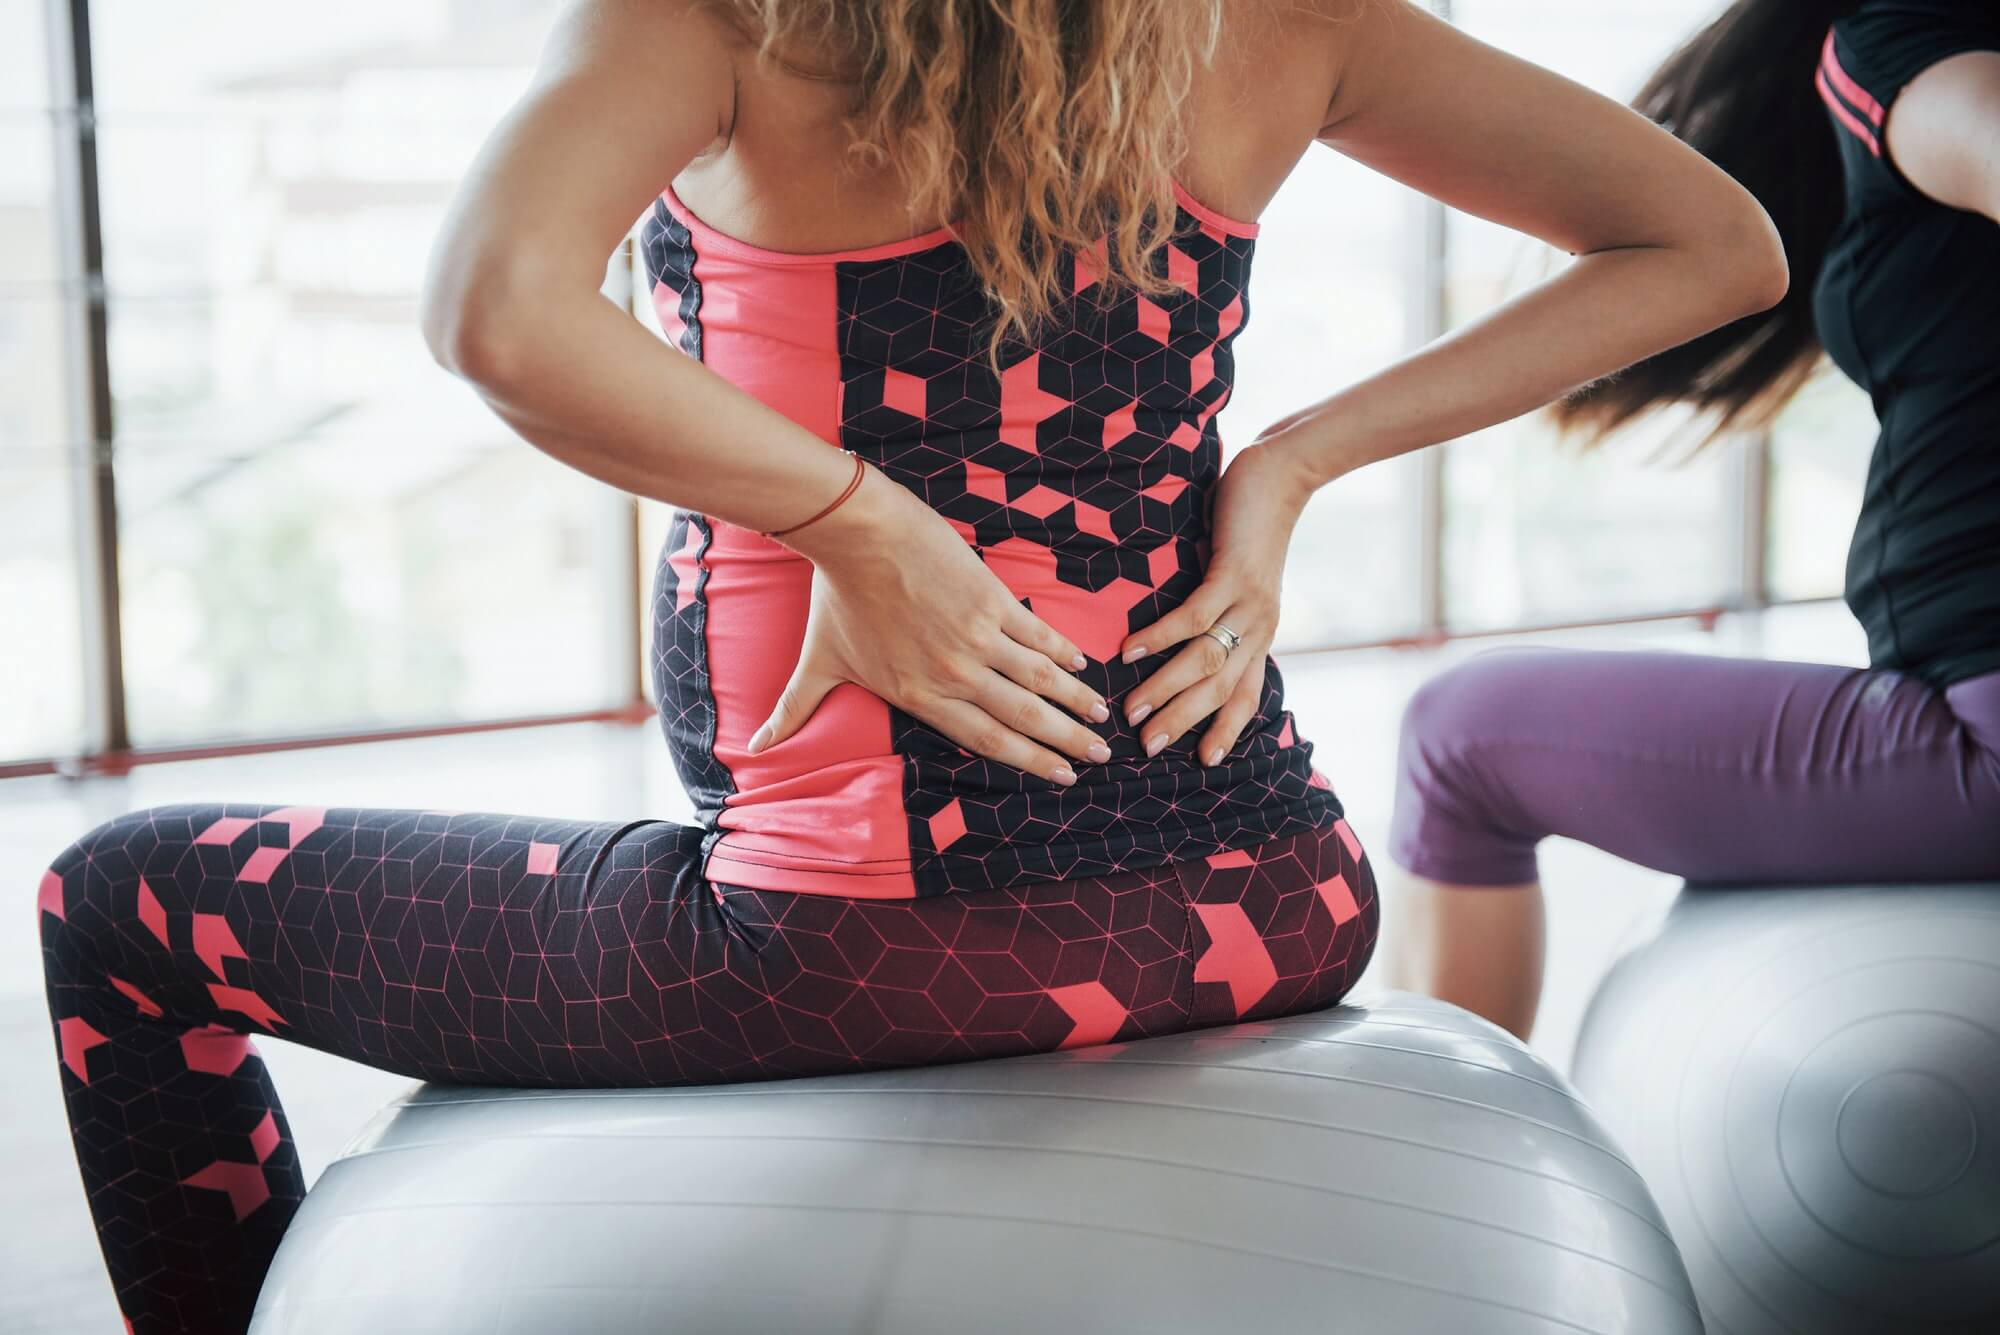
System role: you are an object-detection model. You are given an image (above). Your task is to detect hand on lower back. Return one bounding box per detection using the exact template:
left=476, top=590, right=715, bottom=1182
left=749, top=465, right=1113, bottom=785
left=1118, top=442, right=1315, bottom=766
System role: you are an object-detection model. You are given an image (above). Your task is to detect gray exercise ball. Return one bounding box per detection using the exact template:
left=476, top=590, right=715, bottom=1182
left=251, top=992, right=1699, bottom=1334
left=1572, top=883, right=2000, bottom=1335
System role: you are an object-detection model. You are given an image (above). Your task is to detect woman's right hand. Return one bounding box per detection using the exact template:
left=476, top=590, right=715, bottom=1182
left=747, top=463, right=1113, bottom=786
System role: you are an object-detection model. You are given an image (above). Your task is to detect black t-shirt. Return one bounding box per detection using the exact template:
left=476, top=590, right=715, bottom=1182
left=1810, top=0, right=2000, bottom=689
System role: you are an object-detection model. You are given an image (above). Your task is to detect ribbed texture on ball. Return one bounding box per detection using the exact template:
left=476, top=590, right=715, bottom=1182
left=253, top=994, right=1699, bottom=1334
left=1573, top=885, right=2000, bottom=1335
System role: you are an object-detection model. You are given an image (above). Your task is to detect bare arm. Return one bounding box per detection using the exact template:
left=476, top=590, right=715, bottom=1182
left=1886, top=50, right=2000, bottom=223
left=1118, top=0, right=1790, bottom=761
left=420, top=0, right=870, bottom=540
left=423, top=0, right=1110, bottom=782
left=1262, top=0, right=1790, bottom=487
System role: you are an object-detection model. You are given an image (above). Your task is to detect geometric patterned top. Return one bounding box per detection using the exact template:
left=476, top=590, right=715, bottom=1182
left=639, top=177, right=1341, bottom=898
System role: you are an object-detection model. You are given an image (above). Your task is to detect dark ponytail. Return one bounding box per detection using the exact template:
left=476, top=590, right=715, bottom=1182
left=1552, top=0, right=1864, bottom=445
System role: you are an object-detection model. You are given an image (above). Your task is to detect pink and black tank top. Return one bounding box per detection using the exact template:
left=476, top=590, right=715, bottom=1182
left=640, top=178, right=1342, bottom=899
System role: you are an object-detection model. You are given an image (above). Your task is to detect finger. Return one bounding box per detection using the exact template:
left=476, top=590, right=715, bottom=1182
left=994, top=640, right=1109, bottom=723
left=924, top=697, right=1081, bottom=785
left=1196, top=672, right=1263, bottom=768
left=1124, top=629, right=1235, bottom=728
left=748, top=662, right=838, bottom=754
left=1001, top=603, right=1088, bottom=671
left=1118, top=577, right=1234, bottom=665
left=1134, top=669, right=1234, bottom=759
left=976, top=672, right=1113, bottom=766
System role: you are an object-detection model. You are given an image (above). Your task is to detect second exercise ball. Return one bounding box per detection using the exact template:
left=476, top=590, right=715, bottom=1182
left=1571, top=883, right=2000, bottom=1335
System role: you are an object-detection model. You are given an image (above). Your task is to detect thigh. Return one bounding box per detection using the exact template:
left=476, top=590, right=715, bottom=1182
left=69, top=804, right=691, bottom=1086
left=681, top=821, right=1378, bottom=1084
left=684, top=860, right=1196, bottom=1083
left=1420, top=647, right=2000, bottom=884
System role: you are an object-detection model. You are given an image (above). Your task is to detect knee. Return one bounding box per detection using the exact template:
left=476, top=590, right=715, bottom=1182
left=39, top=805, right=191, bottom=941
left=1398, top=652, right=1527, bottom=781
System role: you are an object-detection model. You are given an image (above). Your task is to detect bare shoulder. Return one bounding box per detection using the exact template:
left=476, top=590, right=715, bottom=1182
left=1886, top=49, right=2000, bottom=221
left=539, top=0, right=742, bottom=136
left=1184, top=0, right=1379, bottom=209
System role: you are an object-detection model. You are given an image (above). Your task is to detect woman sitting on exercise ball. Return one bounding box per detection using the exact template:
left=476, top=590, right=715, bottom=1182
left=1388, top=0, right=2000, bottom=1039
left=41, top=1, right=1784, bottom=1329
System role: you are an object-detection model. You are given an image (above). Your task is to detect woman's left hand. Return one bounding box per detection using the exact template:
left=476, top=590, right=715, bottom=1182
left=1117, top=439, right=1320, bottom=766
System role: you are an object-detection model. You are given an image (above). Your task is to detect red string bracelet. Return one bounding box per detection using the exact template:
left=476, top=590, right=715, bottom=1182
left=762, top=449, right=867, bottom=539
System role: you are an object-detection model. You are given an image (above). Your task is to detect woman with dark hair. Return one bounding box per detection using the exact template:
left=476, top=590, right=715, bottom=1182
left=1389, top=0, right=2000, bottom=1038
left=40, top=1, right=1784, bottom=1329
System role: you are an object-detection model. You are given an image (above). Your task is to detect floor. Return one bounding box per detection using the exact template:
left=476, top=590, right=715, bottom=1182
left=0, top=601, right=1868, bottom=1331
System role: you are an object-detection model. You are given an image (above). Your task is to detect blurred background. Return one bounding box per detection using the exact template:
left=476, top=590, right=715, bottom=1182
left=0, top=0, right=1873, bottom=775
left=2, top=4, right=1880, bottom=1326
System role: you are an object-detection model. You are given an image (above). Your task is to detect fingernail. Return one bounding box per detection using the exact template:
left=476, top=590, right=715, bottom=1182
left=1129, top=703, right=1153, bottom=725
left=747, top=726, right=770, bottom=754
left=1144, top=733, right=1166, bottom=757
left=1205, top=747, right=1223, bottom=767
left=1086, top=742, right=1111, bottom=763
left=1088, top=700, right=1110, bottom=723
left=1070, top=653, right=1088, bottom=670
left=1051, top=766, right=1078, bottom=786
left=1122, top=645, right=1148, bottom=664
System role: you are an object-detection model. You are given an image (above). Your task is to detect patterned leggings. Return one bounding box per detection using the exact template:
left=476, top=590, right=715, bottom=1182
left=39, top=804, right=1375, bottom=1334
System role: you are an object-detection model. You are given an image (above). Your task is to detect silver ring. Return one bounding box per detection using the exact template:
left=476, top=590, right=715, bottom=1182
left=1203, top=622, right=1243, bottom=654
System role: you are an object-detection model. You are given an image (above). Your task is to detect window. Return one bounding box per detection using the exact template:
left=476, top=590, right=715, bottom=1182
left=1227, top=148, right=1427, bottom=651
left=88, top=0, right=633, bottom=745
left=1, top=1, right=89, bottom=761
left=1440, top=0, right=1748, bottom=631
left=10, top=1, right=1882, bottom=768
left=1768, top=371, right=1874, bottom=602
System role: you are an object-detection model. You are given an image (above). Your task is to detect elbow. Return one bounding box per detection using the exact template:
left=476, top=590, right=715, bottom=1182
left=419, top=244, right=540, bottom=392
left=1712, top=188, right=1791, bottom=320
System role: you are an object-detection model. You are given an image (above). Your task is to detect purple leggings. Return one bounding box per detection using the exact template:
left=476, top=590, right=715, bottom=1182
left=1390, top=648, right=2000, bottom=886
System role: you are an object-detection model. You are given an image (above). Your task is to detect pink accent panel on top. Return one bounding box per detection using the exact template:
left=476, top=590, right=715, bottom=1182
left=1075, top=237, right=1108, bottom=294
left=653, top=283, right=690, bottom=347
left=882, top=368, right=928, bottom=420
left=700, top=522, right=915, bottom=897
left=668, top=520, right=703, bottom=613
left=1101, top=400, right=1138, bottom=451
left=1216, top=294, right=1246, bottom=342
left=683, top=247, right=915, bottom=897
left=1000, top=351, right=1065, bottom=454
left=1074, top=500, right=1115, bottom=542
left=1171, top=178, right=1261, bottom=238
left=984, top=535, right=1155, bottom=664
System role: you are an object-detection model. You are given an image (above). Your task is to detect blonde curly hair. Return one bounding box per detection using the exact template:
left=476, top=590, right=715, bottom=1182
left=709, top=0, right=1226, bottom=367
